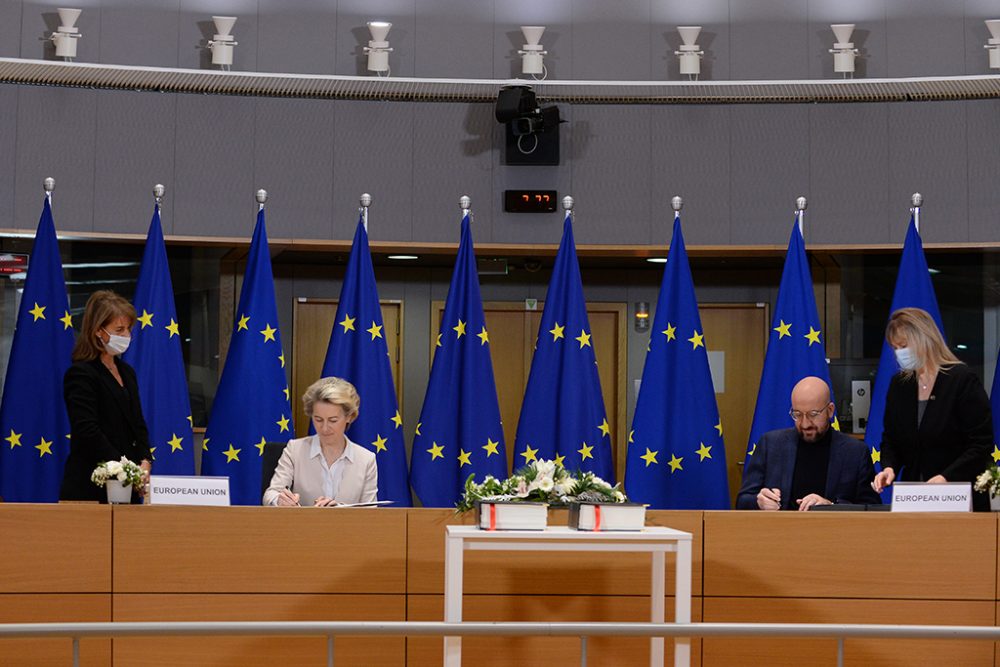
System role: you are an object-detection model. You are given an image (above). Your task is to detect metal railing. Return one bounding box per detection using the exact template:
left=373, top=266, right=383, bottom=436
left=2, top=620, right=999, bottom=667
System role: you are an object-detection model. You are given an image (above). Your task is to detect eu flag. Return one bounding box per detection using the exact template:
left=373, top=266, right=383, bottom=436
left=122, top=204, right=195, bottom=475
left=0, top=196, right=75, bottom=501
left=202, top=207, right=293, bottom=505
left=410, top=212, right=507, bottom=507
left=513, top=211, right=614, bottom=482
left=745, top=220, right=836, bottom=459
left=991, top=355, right=1000, bottom=469
left=864, top=217, right=943, bottom=482
left=320, top=216, right=411, bottom=505
left=625, top=214, right=729, bottom=509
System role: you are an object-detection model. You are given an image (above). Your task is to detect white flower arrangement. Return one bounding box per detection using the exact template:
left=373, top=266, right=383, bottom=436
left=456, top=458, right=628, bottom=512
left=974, top=466, right=1000, bottom=498
left=91, top=456, right=143, bottom=489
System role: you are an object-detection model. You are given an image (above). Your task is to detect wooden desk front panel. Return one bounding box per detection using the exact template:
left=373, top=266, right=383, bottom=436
left=703, top=597, right=995, bottom=667
left=0, top=504, right=110, bottom=592
left=113, top=506, right=407, bottom=594
left=407, top=594, right=703, bottom=667
left=0, top=593, right=111, bottom=666
left=112, top=593, right=405, bottom=667
left=704, top=512, right=997, bottom=600
left=406, top=509, right=703, bottom=596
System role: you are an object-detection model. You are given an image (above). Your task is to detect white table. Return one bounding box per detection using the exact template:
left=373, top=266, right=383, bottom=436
left=443, top=525, right=693, bottom=667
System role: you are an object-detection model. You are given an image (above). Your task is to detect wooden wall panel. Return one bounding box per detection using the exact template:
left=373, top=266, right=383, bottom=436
left=406, top=509, right=703, bottom=596
left=703, top=597, right=994, bottom=667
left=407, top=594, right=703, bottom=667
left=112, top=594, right=405, bottom=667
left=0, top=594, right=111, bottom=666
left=112, top=506, right=406, bottom=593
left=704, top=512, right=997, bottom=600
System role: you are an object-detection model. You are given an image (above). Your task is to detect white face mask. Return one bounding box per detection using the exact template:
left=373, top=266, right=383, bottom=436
left=894, top=346, right=919, bottom=371
left=101, top=329, right=131, bottom=356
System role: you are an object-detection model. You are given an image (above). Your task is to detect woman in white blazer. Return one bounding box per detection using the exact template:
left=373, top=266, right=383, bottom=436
left=262, top=377, right=378, bottom=506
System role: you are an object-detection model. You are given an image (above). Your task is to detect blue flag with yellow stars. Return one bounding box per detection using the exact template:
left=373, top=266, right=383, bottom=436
left=513, top=211, right=615, bottom=482
left=625, top=214, right=729, bottom=509
left=122, top=204, right=195, bottom=475
left=410, top=212, right=507, bottom=507
left=864, top=216, right=943, bottom=492
left=991, top=354, right=1000, bottom=469
left=0, top=196, right=75, bottom=502
left=202, top=207, right=293, bottom=505
left=745, top=220, right=836, bottom=460
left=320, top=216, right=411, bottom=506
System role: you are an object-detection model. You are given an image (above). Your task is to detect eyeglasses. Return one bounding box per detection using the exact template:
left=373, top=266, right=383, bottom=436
left=789, top=409, right=828, bottom=423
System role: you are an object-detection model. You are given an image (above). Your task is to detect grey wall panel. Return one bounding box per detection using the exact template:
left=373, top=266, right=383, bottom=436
left=493, top=0, right=572, bottom=79
left=252, top=98, right=335, bottom=240
left=0, top=1, right=23, bottom=57
left=887, top=102, right=968, bottom=244
left=965, top=100, right=1000, bottom=243
left=0, top=86, right=16, bottom=228
left=648, top=105, right=731, bottom=246
left=331, top=100, right=414, bottom=243
left=729, top=0, right=808, bottom=80
left=177, top=0, right=258, bottom=71
left=885, top=0, right=965, bottom=77
left=257, top=0, right=337, bottom=75
left=14, top=86, right=97, bottom=234
left=93, top=91, right=176, bottom=235
left=336, top=0, right=415, bottom=77
left=411, top=103, right=494, bottom=243
left=569, top=105, right=651, bottom=245
left=412, top=0, right=494, bottom=79
left=21, top=2, right=102, bottom=62
left=728, top=105, right=809, bottom=245
left=172, top=94, right=255, bottom=238
left=571, top=0, right=651, bottom=81
left=98, top=1, right=180, bottom=67
left=807, top=0, right=887, bottom=79
left=964, top=0, right=1000, bottom=75
left=653, top=0, right=731, bottom=81
left=808, top=104, right=890, bottom=244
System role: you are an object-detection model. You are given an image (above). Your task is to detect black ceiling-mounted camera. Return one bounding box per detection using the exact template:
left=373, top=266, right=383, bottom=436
left=495, top=85, right=562, bottom=166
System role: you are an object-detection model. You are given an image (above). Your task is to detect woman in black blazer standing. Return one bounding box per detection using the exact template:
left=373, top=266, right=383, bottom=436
left=872, top=307, right=993, bottom=510
left=60, top=290, right=152, bottom=502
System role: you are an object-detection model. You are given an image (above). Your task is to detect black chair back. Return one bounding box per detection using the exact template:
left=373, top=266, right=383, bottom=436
left=260, top=441, right=288, bottom=499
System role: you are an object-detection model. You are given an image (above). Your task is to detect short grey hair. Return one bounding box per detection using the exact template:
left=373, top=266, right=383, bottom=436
left=301, top=377, right=360, bottom=421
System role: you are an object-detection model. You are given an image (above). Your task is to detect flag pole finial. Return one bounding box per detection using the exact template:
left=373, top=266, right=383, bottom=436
left=795, top=196, right=807, bottom=235
left=256, top=188, right=268, bottom=211
left=153, top=184, right=165, bottom=204
left=43, top=177, right=55, bottom=195
left=910, top=192, right=922, bottom=233
left=671, top=195, right=683, bottom=212
left=562, top=195, right=574, bottom=211
left=459, top=195, right=471, bottom=211
left=360, top=193, right=372, bottom=208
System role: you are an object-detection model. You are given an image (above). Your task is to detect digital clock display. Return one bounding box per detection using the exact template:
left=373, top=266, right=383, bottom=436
left=504, top=190, right=558, bottom=213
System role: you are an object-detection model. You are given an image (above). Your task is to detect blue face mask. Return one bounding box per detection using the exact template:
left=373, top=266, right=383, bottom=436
left=894, top=347, right=919, bottom=371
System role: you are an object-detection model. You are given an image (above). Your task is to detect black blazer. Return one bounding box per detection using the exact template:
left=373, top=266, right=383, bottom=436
left=60, top=358, right=152, bottom=502
left=881, top=363, right=993, bottom=511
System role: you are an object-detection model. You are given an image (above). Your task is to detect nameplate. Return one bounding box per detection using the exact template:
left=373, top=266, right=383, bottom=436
left=149, top=475, right=231, bottom=506
left=890, top=482, right=972, bottom=512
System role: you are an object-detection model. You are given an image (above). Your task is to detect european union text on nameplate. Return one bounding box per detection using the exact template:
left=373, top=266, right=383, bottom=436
left=149, top=475, right=231, bottom=506
left=890, top=482, right=972, bottom=512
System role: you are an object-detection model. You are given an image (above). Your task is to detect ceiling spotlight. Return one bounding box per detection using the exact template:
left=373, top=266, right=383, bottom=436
left=50, top=8, right=82, bottom=61
left=675, top=26, right=703, bottom=80
left=365, top=21, right=393, bottom=75
left=830, top=24, right=859, bottom=77
left=207, top=16, right=238, bottom=71
left=519, top=26, right=547, bottom=79
left=986, top=20, right=1000, bottom=69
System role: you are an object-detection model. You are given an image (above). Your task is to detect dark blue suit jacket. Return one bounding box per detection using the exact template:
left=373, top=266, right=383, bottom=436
left=736, top=428, right=881, bottom=510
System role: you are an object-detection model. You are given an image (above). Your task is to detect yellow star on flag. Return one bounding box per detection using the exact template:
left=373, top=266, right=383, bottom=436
left=457, top=449, right=472, bottom=467
left=453, top=320, right=466, bottom=338
left=367, top=322, right=383, bottom=340
left=137, top=309, right=154, bottom=328
left=278, top=353, right=285, bottom=368
left=549, top=323, right=565, bottom=341
left=640, top=448, right=658, bottom=466
left=35, top=437, right=53, bottom=457
left=992, top=445, right=1000, bottom=463
left=553, top=453, right=565, bottom=467
left=435, top=333, right=442, bottom=348
left=871, top=447, right=881, bottom=465
left=662, top=323, right=676, bottom=341
left=202, top=437, right=210, bottom=452
left=578, top=442, right=594, bottom=461
left=260, top=324, right=277, bottom=342
left=427, top=442, right=445, bottom=460
left=237, top=314, right=250, bottom=331
left=688, top=330, right=704, bottom=350
left=167, top=433, right=184, bottom=452
left=372, top=434, right=388, bottom=452
left=282, top=387, right=290, bottom=401
left=521, top=445, right=538, bottom=463
left=482, top=438, right=499, bottom=457
left=598, top=418, right=611, bottom=438
left=575, top=330, right=592, bottom=348
left=165, top=318, right=180, bottom=338
left=628, top=430, right=634, bottom=445
left=391, top=411, right=403, bottom=429
left=695, top=442, right=712, bottom=461
left=187, top=415, right=194, bottom=427
left=415, top=422, right=422, bottom=436
left=667, top=454, right=683, bottom=472
left=276, top=415, right=290, bottom=432
left=59, top=311, right=73, bottom=329
left=149, top=446, right=156, bottom=460
left=5, top=430, right=22, bottom=448
left=715, top=420, right=723, bottom=436
left=804, top=326, right=822, bottom=346
left=748, top=443, right=757, bottom=457
left=255, top=437, right=267, bottom=456
left=477, top=326, right=489, bottom=345
left=223, top=444, right=240, bottom=462
left=29, top=303, right=45, bottom=321
left=773, top=320, right=792, bottom=339
left=339, top=315, right=356, bottom=333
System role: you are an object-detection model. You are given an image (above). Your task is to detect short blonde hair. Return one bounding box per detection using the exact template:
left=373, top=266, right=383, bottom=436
left=885, top=307, right=960, bottom=375
left=302, top=377, right=360, bottom=421
left=72, top=290, right=137, bottom=361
